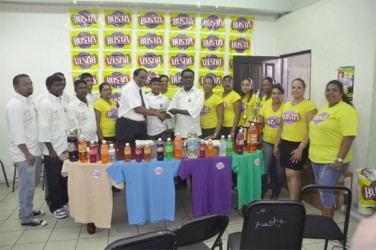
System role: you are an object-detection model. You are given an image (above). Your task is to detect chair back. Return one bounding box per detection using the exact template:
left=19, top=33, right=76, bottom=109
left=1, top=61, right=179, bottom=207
left=174, top=214, right=229, bottom=248
left=240, top=200, right=306, bottom=250
left=105, top=230, right=176, bottom=250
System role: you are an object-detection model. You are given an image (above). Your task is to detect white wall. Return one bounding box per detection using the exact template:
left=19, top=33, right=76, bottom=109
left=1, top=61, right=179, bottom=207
left=0, top=3, right=276, bottom=182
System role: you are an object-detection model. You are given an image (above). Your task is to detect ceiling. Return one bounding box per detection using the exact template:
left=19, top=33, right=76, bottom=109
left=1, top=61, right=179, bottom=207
left=0, top=0, right=321, bottom=18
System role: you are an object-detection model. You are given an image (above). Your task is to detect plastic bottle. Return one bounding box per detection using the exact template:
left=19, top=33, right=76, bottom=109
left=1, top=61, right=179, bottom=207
left=109, top=144, right=116, bottom=163
left=199, top=139, right=206, bottom=158
left=101, top=140, right=109, bottom=163
left=135, top=145, right=143, bottom=162
left=173, top=132, right=183, bottom=160
left=124, top=143, right=131, bottom=163
left=235, top=129, right=245, bottom=155
left=156, top=138, right=164, bottom=161
left=67, top=129, right=79, bottom=162
left=207, top=139, right=214, bottom=158
left=226, top=135, right=233, bottom=156
left=89, top=140, right=97, bottom=163
left=144, top=144, right=151, bottom=162
left=187, top=127, right=198, bottom=159
left=78, top=136, right=88, bottom=163
left=219, top=135, right=227, bottom=157
left=247, top=122, right=258, bottom=153
left=165, top=138, right=173, bottom=160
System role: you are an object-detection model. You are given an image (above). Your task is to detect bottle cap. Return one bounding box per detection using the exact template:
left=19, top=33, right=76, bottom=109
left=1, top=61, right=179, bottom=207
left=90, top=140, right=94, bottom=144
left=102, top=140, right=106, bottom=144
left=158, top=138, right=162, bottom=141
left=221, top=135, right=225, bottom=138
left=110, top=144, right=114, bottom=147
left=201, top=139, right=204, bottom=143
left=167, top=138, right=171, bottom=141
left=125, top=143, right=130, bottom=146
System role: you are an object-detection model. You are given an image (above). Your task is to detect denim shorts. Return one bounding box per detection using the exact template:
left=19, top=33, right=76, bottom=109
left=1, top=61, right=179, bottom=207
left=311, top=162, right=349, bottom=208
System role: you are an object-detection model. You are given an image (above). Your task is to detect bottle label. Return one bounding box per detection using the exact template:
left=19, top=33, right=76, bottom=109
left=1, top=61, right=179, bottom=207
left=78, top=145, right=87, bottom=152
left=89, top=148, right=96, bottom=154
left=135, top=148, right=142, bottom=154
left=187, top=138, right=197, bottom=150
left=249, top=134, right=257, bottom=143
left=144, top=148, right=151, bottom=154
left=157, top=146, right=164, bottom=152
left=68, top=142, right=77, bottom=152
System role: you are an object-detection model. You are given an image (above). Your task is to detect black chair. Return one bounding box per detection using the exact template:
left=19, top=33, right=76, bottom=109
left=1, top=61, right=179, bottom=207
left=299, top=184, right=352, bottom=250
left=105, top=230, right=176, bottom=250
left=0, top=160, right=10, bottom=188
left=173, top=214, right=229, bottom=250
left=228, top=200, right=306, bottom=250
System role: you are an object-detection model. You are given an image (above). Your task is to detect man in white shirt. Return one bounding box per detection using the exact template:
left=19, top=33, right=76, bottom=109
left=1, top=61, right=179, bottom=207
left=168, top=68, right=204, bottom=138
left=38, top=74, right=69, bottom=219
left=145, top=77, right=174, bottom=141
left=80, top=72, right=99, bottom=106
left=116, top=68, right=166, bottom=143
left=67, top=80, right=98, bottom=141
left=6, top=74, right=47, bottom=227
left=36, top=72, right=70, bottom=108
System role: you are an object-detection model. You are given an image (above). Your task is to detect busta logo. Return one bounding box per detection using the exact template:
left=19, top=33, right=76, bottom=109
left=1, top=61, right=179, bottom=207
left=266, top=116, right=281, bottom=128
left=170, top=34, right=195, bottom=50
left=111, top=93, right=121, bottom=106
left=106, top=108, right=118, bottom=119
left=201, top=54, right=223, bottom=70
left=201, top=35, right=224, bottom=51
left=106, top=11, right=131, bottom=27
left=104, top=72, right=130, bottom=88
left=199, top=73, right=222, bottom=86
left=105, top=52, right=131, bottom=69
left=282, top=111, right=301, bottom=124
left=91, top=170, right=102, bottom=179
left=73, top=52, right=98, bottom=69
left=71, top=10, right=98, bottom=27
left=138, top=53, right=163, bottom=69
left=170, top=72, right=183, bottom=87
left=170, top=54, right=194, bottom=69
left=200, top=106, right=210, bottom=116
left=72, top=32, right=97, bottom=49
left=105, top=32, right=131, bottom=48
left=215, top=162, right=225, bottom=170
left=138, top=12, right=164, bottom=28
left=230, top=37, right=250, bottom=53
left=231, top=17, right=253, bottom=32
left=313, top=112, right=329, bottom=124
left=171, top=13, right=194, bottom=29
left=146, top=71, right=160, bottom=87
left=254, top=158, right=261, bottom=166
left=138, top=33, right=163, bottom=49
left=154, top=167, right=164, bottom=175
left=201, top=15, right=224, bottom=31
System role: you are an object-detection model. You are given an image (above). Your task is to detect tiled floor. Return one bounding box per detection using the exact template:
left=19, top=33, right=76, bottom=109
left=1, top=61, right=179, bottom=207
left=0, top=182, right=359, bottom=249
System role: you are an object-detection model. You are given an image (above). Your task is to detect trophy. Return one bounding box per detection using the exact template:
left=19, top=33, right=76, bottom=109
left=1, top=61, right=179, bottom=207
left=249, top=90, right=263, bottom=147
left=241, top=103, right=249, bottom=143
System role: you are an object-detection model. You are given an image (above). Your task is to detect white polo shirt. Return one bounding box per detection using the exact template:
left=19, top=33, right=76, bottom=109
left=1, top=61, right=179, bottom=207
left=117, top=80, right=148, bottom=121
left=67, top=97, right=98, bottom=141
left=38, top=93, right=69, bottom=156
left=168, top=87, right=204, bottom=138
left=144, top=92, right=174, bottom=136
left=36, top=91, right=70, bottom=109
left=6, top=93, right=41, bottom=163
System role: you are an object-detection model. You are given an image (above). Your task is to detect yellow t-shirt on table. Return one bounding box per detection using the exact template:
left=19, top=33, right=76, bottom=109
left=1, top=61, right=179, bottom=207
left=94, top=99, right=118, bottom=137
left=222, top=91, right=241, bottom=127
left=281, top=99, right=317, bottom=142
left=309, top=102, right=358, bottom=163
left=200, top=94, right=223, bottom=129
left=260, top=102, right=284, bottom=144
left=238, top=93, right=260, bottom=127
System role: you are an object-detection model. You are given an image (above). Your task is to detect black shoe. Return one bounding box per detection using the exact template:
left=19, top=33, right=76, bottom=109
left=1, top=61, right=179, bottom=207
left=21, top=218, right=48, bottom=227
left=33, top=210, right=45, bottom=218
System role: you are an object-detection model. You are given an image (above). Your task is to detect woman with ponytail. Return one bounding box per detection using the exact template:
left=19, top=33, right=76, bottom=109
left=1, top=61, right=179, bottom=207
left=308, top=80, right=358, bottom=218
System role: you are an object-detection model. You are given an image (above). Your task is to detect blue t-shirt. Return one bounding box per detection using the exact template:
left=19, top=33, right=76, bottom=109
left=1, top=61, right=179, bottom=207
left=107, top=159, right=181, bottom=225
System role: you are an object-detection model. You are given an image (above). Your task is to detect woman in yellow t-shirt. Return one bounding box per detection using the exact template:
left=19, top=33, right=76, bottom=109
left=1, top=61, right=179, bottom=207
left=259, top=77, right=274, bottom=109
left=238, top=78, right=260, bottom=127
left=159, top=74, right=175, bottom=100
left=220, top=75, right=241, bottom=138
left=309, top=80, right=358, bottom=218
left=273, top=78, right=317, bottom=200
left=259, top=84, right=285, bottom=199
left=200, top=76, right=223, bottom=139
left=94, top=83, right=118, bottom=143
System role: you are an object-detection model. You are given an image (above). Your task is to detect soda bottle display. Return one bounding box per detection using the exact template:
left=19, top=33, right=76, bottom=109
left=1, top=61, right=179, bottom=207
left=67, top=129, right=79, bottom=162
left=165, top=138, right=173, bottom=160
left=247, top=122, right=258, bottom=153
left=187, top=127, right=198, bottom=159
left=199, top=139, right=206, bottom=158
left=219, top=135, right=227, bottom=157
left=78, top=136, right=88, bottom=163
left=101, top=140, right=109, bottom=163
left=235, top=129, right=245, bottom=155
left=109, top=144, right=116, bottom=163
left=135, top=145, right=143, bottom=162
left=124, top=143, right=132, bottom=163
left=226, top=135, right=233, bottom=156
left=89, top=140, right=97, bottom=163
left=144, top=144, right=151, bottom=162
left=207, top=139, right=214, bottom=158
left=173, top=132, right=183, bottom=160
left=156, top=138, right=164, bottom=161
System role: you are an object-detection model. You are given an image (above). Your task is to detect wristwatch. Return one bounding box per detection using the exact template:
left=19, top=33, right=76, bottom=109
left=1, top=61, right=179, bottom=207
left=336, top=157, right=343, bottom=163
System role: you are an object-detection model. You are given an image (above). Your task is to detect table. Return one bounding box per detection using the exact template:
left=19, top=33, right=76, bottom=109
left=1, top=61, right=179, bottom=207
left=179, top=156, right=232, bottom=217
left=106, top=159, right=181, bottom=225
left=61, top=160, right=123, bottom=229
left=232, top=150, right=265, bottom=208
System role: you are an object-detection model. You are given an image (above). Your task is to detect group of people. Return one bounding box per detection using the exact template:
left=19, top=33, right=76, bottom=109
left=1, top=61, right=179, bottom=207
left=6, top=67, right=358, bottom=228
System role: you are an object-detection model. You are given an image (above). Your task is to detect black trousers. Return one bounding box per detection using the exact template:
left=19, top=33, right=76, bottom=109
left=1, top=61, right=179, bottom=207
left=115, top=117, right=148, bottom=143
left=44, top=155, right=68, bottom=212
left=201, top=128, right=217, bottom=139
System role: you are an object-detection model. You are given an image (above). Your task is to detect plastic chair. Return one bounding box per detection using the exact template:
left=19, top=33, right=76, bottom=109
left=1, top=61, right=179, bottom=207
left=104, top=230, right=176, bottom=250
left=173, top=214, right=229, bottom=250
left=0, top=160, right=9, bottom=187
left=227, top=200, right=306, bottom=250
left=299, top=184, right=352, bottom=250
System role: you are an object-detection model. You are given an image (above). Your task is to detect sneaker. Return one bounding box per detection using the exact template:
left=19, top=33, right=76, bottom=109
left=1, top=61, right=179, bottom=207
left=50, top=209, right=68, bottom=219
left=21, top=218, right=48, bottom=227
left=61, top=203, right=69, bottom=211
left=33, top=210, right=45, bottom=218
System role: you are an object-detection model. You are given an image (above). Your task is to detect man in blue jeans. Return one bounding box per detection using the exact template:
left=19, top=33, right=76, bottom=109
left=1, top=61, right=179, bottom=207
left=6, top=74, right=47, bottom=227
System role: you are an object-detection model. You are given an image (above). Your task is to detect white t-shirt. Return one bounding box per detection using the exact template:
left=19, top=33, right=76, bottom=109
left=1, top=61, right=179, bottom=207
left=145, top=92, right=174, bottom=136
